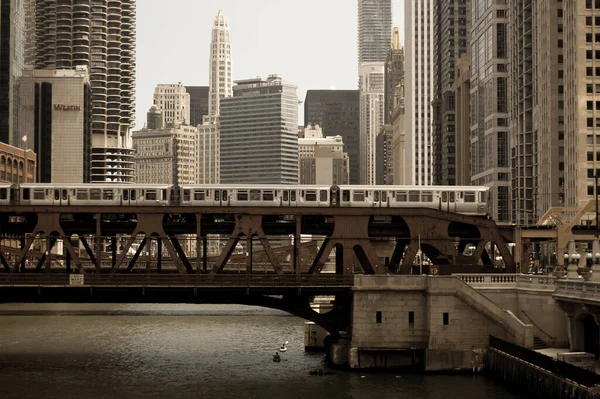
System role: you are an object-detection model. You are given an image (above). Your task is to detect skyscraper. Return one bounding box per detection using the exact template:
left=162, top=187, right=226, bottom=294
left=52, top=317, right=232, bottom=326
left=220, top=75, right=298, bottom=184
left=197, top=9, right=233, bottom=184
left=470, top=1, right=510, bottom=222
left=358, top=0, right=391, bottom=185
left=208, top=9, right=232, bottom=116
left=359, top=63, right=385, bottom=185
left=405, top=1, right=434, bottom=185
left=304, top=90, right=360, bottom=184
left=432, top=0, right=470, bottom=186
left=0, top=0, right=35, bottom=146
left=35, top=0, right=137, bottom=183
left=358, top=0, right=393, bottom=66
left=186, top=86, right=209, bottom=126
left=384, top=28, right=404, bottom=125
left=153, top=83, right=190, bottom=125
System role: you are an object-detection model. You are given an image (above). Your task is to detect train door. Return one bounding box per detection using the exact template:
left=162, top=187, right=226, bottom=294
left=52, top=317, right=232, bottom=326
left=290, top=190, right=298, bottom=207
left=214, top=189, right=229, bottom=206
left=330, top=186, right=340, bottom=207
left=449, top=191, right=456, bottom=213
left=373, top=190, right=388, bottom=208
left=441, top=191, right=448, bottom=212
left=282, top=190, right=290, bottom=207
left=123, top=189, right=131, bottom=206
left=53, top=188, right=69, bottom=206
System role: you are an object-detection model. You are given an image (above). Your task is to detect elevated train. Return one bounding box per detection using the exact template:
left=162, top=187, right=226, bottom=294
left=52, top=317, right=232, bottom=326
left=0, top=184, right=491, bottom=216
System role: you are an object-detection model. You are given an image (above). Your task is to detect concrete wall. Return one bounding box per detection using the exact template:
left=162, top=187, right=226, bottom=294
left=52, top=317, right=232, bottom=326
left=349, top=275, right=533, bottom=371
left=480, top=289, right=568, bottom=347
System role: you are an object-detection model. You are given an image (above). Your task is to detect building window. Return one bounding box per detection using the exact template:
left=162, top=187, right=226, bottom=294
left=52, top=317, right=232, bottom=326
left=443, top=312, right=449, bottom=325
left=409, top=311, right=415, bottom=325
left=376, top=311, right=382, bottom=324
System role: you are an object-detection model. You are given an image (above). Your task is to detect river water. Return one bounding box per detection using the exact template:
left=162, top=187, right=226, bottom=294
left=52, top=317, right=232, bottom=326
left=0, top=304, right=527, bottom=399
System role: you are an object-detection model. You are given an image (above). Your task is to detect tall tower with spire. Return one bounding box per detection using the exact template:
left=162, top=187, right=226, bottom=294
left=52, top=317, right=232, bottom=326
left=208, top=9, right=232, bottom=116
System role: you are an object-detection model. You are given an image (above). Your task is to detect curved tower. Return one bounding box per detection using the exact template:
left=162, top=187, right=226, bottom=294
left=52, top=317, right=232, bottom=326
left=35, top=0, right=136, bottom=183
left=208, top=9, right=232, bottom=116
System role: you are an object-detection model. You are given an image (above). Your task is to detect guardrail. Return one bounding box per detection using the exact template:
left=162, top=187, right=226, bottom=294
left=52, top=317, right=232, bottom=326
left=555, top=279, right=600, bottom=301
left=454, top=274, right=556, bottom=291
left=0, top=273, right=355, bottom=287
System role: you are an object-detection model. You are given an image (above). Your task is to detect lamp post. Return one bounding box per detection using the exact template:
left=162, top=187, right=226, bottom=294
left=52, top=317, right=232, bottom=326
left=566, top=252, right=582, bottom=279
left=591, top=252, right=600, bottom=282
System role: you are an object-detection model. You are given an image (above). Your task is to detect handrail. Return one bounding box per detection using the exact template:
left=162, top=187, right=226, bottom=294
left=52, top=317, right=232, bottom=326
left=520, top=309, right=556, bottom=341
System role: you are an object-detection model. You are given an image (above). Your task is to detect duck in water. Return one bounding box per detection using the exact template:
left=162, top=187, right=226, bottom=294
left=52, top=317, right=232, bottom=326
left=273, top=352, right=281, bottom=362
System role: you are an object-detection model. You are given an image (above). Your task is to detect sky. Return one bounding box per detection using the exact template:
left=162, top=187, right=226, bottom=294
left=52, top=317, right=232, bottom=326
left=135, top=0, right=405, bottom=130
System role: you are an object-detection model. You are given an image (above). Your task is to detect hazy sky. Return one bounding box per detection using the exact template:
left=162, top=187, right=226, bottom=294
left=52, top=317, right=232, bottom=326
left=135, top=0, right=405, bottom=130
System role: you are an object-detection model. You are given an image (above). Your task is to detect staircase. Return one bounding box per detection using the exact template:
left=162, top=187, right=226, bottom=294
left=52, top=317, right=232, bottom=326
left=533, top=335, right=549, bottom=350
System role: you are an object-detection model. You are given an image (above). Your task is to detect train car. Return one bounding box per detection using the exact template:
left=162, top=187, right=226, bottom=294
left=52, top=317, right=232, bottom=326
left=178, top=185, right=332, bottom=207
left=18, top=184, right=172, bottom=206
left=335, top=185, right=489, bottom=216
left=0, top=183, right=12, bottom=206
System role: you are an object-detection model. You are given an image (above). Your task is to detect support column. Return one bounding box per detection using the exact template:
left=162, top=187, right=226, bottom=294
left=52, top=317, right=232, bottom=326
left=196, top=214, right=202, bottom=273
left=295, top=216, right=301, bottom=275
left=95, top=214, right=102, bottom=272
left=246, top=236, right=253, bottom=273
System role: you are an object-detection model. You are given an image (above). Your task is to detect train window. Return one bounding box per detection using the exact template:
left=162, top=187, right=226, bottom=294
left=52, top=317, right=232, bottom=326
left=459, top=192, right=464, bottom=199
left=62, top=190, right=68, bottom=201
left=306, top=191, right=317, bottom=201
left=0, top=188, right=6, bottom=200
left=409, top=191, right=420, bottom=202
left=90, top=189, right=101, bottom=200
left=123, top=190, right=129, bottom=201
left=374, top=191, right=379, bottom=202
left=319, top=190, right=327, bottom=202
left=237, top=191, right=248, bottom=201
left=465, top=192, right=476, bottom=203
left=263, top=191, right=274, bottom=201
left=76, top=190, right=88, bottom=200
left=103, top=190, right=114, bottom=200
left=449, top=192, right=455, bottom=203
left=422, top=192, right=433, bottom=202
left=396, top=191, right=407, bottom=202
left=442, top=192, right=448, bottom=202
left=353, top=191, right=365, bottom=202
left=381, top=192, right=387, bottom=202
left=194, top=190, right=205, bottom=201
left=214, top=190, right=220, bottom=201
left=222, top=190, right=227, bottom=201
left=161, top=189, right=167, bottom=200
left=291, top=191, right=296, bottom=201
left=54, top=190, right=60, bottom=201
left=250, top=190, right=260, bottom=201
left=183, top=189, right=190, bottom=202
left=34, top=190, right=44, bottom=200
left=146, top=191, right=157, bottom=201
left=131, top=190, right=137, bottom=201
left=342, top=190, right=350, bottom=202
left=283, top=191, right=289, bottom=201
left=479, top=192, right=485, bottom=202
left=23, top=188, right=31, bottom=200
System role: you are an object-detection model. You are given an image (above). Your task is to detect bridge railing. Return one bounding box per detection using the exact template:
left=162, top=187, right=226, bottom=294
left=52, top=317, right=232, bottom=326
left=0, top=273, right=355, bottom=287
left=454, top=274, right=556, bottom=291
left=555, top=279, right=600, bottom=301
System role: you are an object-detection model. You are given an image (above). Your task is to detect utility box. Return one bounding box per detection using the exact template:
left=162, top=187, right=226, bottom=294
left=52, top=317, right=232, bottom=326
left=557, top=352, right=596, bottom=372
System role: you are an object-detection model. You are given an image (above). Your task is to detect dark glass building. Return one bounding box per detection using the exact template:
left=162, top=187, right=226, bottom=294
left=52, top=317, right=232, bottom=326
left=186, top=86, right=209, bottom=126
left=304, top=90, right=360, bottom=185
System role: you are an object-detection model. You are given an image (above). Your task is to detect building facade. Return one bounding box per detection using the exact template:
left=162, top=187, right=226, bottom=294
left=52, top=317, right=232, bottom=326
left=186, top=86, right=209, bottom=126
left=304, top=90, right=360, bottom=184
left=298, top=134, right=349, bottom=185
left=0, top=142, right=35, bottom=183
left=359, top=62, right=385, bottom=185
left=376, top=124, right=393, bottom=184
left=384, top=28, right=404, bottom=125
left=391, top=90, right=406, bottom=185
left=208, top=9, right=232, bottom=116
left=533, top=0, right=564, bottom=217
left=358, top=0, right=393, bottom=66
left=0, top=0, right=35, bottom=146
left=470, top=0, right=510, bottom=222
left=220, top=75, right=298, bottom=184
left=432, top=0, right=471, bottom=186
left=453, top=53, right=471, bottom=186
left=133, top=121, right=197, bottom=185
left=153, top=83, right=190, bottom=125
left=19, top=67, right=92, bottom=183
left=197, top=114, right=219, bottom=184
left=405, top=0, right=434, bottom=185
left=35, top=0, right=136, bottom=183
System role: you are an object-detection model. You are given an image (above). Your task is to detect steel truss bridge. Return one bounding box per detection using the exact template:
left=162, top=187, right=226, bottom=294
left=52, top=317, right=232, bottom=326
left=0, top=204, right=514, bottom=334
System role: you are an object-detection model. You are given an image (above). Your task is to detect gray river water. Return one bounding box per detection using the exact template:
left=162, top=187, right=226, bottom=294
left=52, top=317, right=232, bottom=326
left=0, top=304, right=527, bottom=399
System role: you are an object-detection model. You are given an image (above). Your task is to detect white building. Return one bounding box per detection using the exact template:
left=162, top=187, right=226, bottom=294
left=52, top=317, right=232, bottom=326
left=405, top=0, right=434, bottom=185
left=299, top=133, right=349, bottom=185
left=153, top=83, right=190, bottom=126
left=196, top=9, right=233, bottom=184
left=359, top=63, right=385, bottom=185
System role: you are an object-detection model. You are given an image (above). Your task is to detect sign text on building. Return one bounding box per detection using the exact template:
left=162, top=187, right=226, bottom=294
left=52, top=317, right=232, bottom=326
left=54, top=104, right=81, bottom=111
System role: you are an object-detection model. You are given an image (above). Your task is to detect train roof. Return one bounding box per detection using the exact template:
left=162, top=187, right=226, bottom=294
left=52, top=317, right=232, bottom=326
left=336, top=185, right=489, bottom=191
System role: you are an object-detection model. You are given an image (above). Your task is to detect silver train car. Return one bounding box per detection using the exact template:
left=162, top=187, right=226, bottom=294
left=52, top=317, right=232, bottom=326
left=2, top=184, right=491, bottom=216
